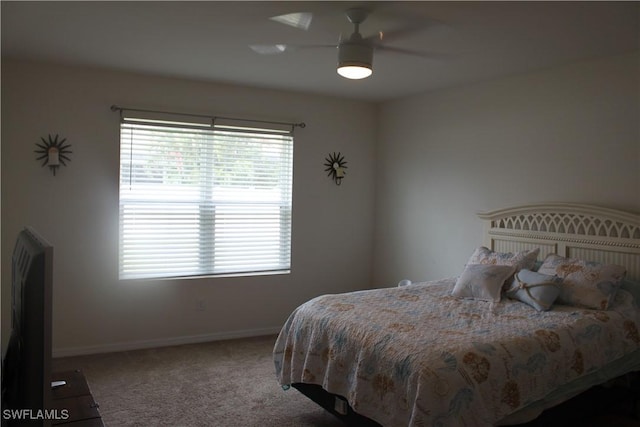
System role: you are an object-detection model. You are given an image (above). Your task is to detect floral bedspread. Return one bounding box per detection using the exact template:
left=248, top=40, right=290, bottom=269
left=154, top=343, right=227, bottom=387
left=273, top=279, right=640, bottom=427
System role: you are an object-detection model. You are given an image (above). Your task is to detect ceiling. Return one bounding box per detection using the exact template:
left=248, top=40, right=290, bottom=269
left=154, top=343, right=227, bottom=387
left=2, top=1, right=638, bottom=101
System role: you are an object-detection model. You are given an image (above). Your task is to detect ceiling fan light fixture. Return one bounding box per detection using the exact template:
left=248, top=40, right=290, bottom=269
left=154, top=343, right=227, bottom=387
left=337, top=42, right=373, bottom=79
left=337, top=64, right=372, bottom=80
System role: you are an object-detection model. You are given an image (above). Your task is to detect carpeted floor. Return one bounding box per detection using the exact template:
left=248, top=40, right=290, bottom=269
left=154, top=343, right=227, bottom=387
left=53, top=335, right=341, bottom=427
left=53, top=335, right=639, bottom=427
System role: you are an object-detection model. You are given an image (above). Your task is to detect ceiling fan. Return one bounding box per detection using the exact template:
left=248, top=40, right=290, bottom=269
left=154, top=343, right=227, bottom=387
left=250, top=7, right=444, bottom=80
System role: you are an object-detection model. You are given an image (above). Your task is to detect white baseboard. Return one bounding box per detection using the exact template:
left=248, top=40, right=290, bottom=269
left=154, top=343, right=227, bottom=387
left=52, top=326, right=282, bottom=358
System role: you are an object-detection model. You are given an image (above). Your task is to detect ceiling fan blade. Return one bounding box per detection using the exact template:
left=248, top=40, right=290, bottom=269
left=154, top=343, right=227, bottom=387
left=249, top=44, right=290, bottom=55
left=364, top=14, right=449, bottom=45
left=269, top=12, right=313, bottom=31
left=375, top=45, right=448, bottom=61
left=249, top=44, right=336, bottom=55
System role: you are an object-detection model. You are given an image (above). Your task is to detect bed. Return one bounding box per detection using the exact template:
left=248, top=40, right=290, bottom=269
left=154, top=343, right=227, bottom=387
left=273, top=203, right=640, bottom=426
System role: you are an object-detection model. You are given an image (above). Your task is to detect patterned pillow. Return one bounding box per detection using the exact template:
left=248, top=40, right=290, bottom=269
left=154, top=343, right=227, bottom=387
left=466, top=246, right=540, bottom=289
left=452, top=264, right=516, bottom=302
left=467, top=246, right=540, bottom=271
left=537, top=254, right=626, bottom=310
left=506, top=269, right=562, bottom=311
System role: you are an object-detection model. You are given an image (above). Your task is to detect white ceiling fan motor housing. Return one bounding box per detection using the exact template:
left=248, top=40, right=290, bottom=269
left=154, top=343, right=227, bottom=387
left=337, top=33, right=374, bottom=79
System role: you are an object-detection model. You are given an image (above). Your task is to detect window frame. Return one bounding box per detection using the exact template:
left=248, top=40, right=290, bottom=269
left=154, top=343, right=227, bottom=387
left=117, top=116, right=295, bottom=281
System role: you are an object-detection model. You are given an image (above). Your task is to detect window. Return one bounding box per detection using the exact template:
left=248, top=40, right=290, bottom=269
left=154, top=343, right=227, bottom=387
left=118, top=117, right=294, bottom=280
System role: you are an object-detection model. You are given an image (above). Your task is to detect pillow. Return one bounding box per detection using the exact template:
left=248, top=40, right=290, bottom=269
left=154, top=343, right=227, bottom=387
left=537, top=254, right=626, bottom=310
left=505, top=269, right=562, bottom=311
left=467, top=246, right=540, bottom=270
left=466, top=246, right=540, bottom=289
left=452, top=264, right=516, bottom=302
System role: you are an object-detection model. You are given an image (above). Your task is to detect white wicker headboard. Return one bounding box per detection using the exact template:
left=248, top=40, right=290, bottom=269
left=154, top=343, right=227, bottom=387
left=477, top=203, right=640, bottom=281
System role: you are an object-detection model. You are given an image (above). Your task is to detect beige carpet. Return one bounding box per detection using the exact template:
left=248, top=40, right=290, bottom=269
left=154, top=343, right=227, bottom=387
left=53, top=335, right=343, bottom=427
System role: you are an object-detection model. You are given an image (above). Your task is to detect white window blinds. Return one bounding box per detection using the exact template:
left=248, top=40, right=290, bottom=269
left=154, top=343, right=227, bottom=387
left=118, top=118, right=294, bottom=280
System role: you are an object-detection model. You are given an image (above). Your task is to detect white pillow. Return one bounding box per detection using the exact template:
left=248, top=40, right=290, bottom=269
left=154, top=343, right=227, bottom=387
left=452, top=264, right=516, bottom=302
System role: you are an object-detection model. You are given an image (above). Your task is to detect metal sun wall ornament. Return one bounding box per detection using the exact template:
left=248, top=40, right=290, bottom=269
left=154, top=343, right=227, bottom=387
left=324, top=152, right=347, bottom=185
left=35, top=134, right=72, bottom=176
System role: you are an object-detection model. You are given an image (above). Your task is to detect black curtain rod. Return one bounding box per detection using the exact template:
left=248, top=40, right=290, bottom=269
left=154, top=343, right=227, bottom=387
left=110, top=105, right=306, bottom=129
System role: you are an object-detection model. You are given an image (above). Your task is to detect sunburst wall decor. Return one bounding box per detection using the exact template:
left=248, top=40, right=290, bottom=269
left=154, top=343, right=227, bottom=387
left=324, top=152, right=347, bottom=185
left=35, top=134, right=72, bottom=176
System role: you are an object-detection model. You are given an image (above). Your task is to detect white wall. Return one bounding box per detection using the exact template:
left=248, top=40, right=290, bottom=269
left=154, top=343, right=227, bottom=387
left=373, top=53, right=640, bottom=286
left=1, top=60, right=377, bottom=356
left=4, top=53, right=638, bottom=356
